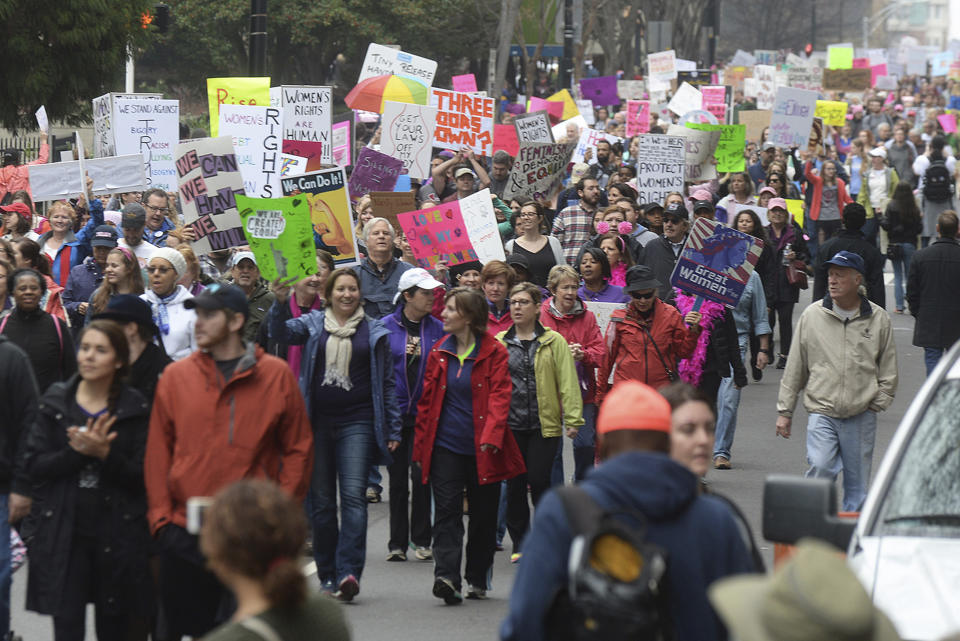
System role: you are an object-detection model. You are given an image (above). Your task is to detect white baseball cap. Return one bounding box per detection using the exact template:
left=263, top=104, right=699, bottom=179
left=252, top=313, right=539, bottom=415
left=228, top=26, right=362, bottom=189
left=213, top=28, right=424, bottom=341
left=393, top=268, right=445, bottom=304
left=232, top=251, right=257, bottom=267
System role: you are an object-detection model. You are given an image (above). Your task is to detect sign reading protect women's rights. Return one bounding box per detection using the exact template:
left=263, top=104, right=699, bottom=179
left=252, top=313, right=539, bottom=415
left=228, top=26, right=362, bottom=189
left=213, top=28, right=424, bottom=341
left=280, top=168, right=360, bottom=267
left=430, top=88, right=495, bottom=157
left=670, top=217, right=763, bottom=308
left=633, top=134, right=685, bottom=205
left=237, top=194, right=317, bottom=282
left=175, top=136, right=247, bottom=254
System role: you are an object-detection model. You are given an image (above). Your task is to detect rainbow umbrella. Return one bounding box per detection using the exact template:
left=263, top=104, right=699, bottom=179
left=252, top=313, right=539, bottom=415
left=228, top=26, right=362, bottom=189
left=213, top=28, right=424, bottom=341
left=345, top=74, right=429, bottom=113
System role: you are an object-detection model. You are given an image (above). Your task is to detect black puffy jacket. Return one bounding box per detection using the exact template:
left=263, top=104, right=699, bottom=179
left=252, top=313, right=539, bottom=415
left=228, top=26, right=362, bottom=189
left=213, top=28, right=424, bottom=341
left=0, top=337, right=39, bottom=495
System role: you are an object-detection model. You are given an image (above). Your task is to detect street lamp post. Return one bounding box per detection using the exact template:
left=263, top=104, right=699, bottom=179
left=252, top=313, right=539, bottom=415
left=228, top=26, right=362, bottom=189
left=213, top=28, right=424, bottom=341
left=249, top=0, right=268, bottom=77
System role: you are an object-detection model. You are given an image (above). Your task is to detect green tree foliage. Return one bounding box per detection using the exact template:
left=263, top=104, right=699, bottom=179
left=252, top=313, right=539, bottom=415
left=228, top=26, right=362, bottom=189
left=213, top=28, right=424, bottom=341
left=0, top=0, right=152, bottom=130
left=137, top=0, right=499, bottom=105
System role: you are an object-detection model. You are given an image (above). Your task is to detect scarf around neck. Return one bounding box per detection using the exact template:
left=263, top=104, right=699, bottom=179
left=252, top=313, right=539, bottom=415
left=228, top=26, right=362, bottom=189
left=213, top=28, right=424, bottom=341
left=152, top=288, right=180, bottom=336
left=322, top=306, right=366, bottom=390
left=675, top=291, right=727, bottom=386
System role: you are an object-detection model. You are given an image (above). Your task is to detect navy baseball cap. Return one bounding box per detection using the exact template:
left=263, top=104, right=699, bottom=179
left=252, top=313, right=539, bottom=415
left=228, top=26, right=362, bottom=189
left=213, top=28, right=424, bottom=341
left=663, top=202, right=689, bottom=221
left=92, top=294, right=155, bottom=329
left=184, top=283, right=249, bottom=319
left=824, top=251, right=865, bottom=275
left=90, top=225, right=119, bottom=248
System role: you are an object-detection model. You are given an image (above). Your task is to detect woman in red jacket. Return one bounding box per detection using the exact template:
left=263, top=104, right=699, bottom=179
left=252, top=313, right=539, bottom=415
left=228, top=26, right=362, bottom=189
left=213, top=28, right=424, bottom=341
left=413, top=287, right=524, bottom=605
left=539, top=264, right=606, bottom=480
left=804, top=157, right=852, bottom=246
left=597, top=265, right=702, bottom=397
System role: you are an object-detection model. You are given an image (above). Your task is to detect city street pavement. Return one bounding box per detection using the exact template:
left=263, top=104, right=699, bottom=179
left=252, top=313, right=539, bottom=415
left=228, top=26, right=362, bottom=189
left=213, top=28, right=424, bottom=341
left=11, top=276, right=928, bottom=641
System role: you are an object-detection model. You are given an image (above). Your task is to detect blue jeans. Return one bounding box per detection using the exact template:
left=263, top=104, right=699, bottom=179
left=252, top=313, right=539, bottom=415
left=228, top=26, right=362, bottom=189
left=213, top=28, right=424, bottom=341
left=862, top=217, right=879, bottom=247
left=804, top=411, right=877, bottom=512
left=0, top=494, right=9, bottom=637
left=310, top=421, right=376, bottom=584
left=924, top=347, right=945, bottom=376
left=714, top=334, right=749, bottom=461
left=550, top=402, right=598, bottom=484
left=368, top=465, right=382, bottom=494
left=891, top=243, right=916, bottom=311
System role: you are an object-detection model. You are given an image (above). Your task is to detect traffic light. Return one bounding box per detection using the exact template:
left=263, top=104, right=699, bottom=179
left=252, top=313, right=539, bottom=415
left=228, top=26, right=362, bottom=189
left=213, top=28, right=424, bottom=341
left=804, top=43, right=813, bottom=57
left=142, top=3, right=170, bottom=33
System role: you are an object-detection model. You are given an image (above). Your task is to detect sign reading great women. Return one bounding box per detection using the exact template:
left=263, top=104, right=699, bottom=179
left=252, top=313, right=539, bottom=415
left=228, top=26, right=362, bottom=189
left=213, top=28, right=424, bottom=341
left=176, top=136, right=247, bottom=255
left=670, top=217, right=762, bottom=308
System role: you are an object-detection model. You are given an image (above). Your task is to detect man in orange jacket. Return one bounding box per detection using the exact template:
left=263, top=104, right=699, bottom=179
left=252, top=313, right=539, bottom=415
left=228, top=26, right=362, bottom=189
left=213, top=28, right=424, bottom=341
left=145, top=283, right=313, bottom=640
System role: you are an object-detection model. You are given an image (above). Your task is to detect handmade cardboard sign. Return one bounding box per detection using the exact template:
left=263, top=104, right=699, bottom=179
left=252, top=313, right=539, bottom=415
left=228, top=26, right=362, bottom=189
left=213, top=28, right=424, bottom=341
left=667, top=124, right=721, bottom=182
left=397, top=201, right=479, bottom=269
left=815, top=100, right=848, bottom=127
left=769, top=87, right=817, bottom=149
left=513, top=110, right=554, bottom=144
left=347, top=147, right=403, bottom=203
left=381, top=101, right=438, bottom=180
left=218, top=104, right=283, bottom=198
left=633, top=135, right=685, bottom=204
left=207, top=77, right=271, bottom=137
left=430, top=88, right=495, bottom=156
left=29, top=155, right=147, bottom=202
left=503, top=141, right=576, bottom=202
left=237, top=194, right=317, bottom=282
left=277, top=85, right=332, bottom=167
left=111, top=97, right=180, bottom=192
left=280, top=167, right=360, bottom=266
left=358, top=43, right=437, bottom=87
left=686, top=123, right=746, bottom=172
left=626, top=100, right=650, bottom=136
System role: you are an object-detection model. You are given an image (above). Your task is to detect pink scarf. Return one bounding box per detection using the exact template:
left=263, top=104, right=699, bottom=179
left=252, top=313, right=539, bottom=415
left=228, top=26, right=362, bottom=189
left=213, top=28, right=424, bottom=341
left=674, top=291, right=727, bottom=386
left=287, top=294, right=324, bottom=376
left=609, top=262, right=627, bottom=286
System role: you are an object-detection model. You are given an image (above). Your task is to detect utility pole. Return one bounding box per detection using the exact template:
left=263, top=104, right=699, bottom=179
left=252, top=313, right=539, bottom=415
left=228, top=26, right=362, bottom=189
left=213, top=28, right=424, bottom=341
left=560, top=0, right=574, bottom=90
left=249, top=0, right=267, bottom=77
left=811, top=0, right=817, bottom=52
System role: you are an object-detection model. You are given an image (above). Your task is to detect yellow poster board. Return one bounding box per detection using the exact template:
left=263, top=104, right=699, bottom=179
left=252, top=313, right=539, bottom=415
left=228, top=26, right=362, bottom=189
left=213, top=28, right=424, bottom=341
left=206, top=77, right=271, bottom=137
left=786, top=198, right=805, bottom=228
left=547, top=89, right=579, bottom=120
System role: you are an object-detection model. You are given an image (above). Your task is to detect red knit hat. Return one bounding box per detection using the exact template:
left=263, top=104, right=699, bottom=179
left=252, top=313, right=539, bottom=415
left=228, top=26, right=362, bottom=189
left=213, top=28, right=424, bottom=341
left=597, top=381, right=671, bottom=435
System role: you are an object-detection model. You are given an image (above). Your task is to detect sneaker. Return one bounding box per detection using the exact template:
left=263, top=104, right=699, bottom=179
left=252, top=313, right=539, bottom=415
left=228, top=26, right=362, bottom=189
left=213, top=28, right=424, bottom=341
left=366, top=488, right=381, bottom=503
left=495, top=542, right=505, bottom=552
left=776, top=354, right=787, bottom=369
left=335, top=575, right=359, bottom=602
left=714, top=456, right=732, bottom=470
left=751, top=363, right=763, bottom=382
left=510, top=552, right=522, bottom=563
left=414, top=546, right=433, bottom=561
left=387, top=549, right=407, bottom=562
left=319, top=579, right=336, bottom=596
left=433, top=577, right=463, bottom=605
left=465, top=584, right=488, bottom=600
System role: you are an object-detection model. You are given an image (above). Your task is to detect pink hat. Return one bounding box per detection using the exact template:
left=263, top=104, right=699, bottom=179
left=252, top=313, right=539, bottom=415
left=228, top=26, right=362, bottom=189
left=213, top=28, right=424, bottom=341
left=689, top=188, right=712, bottom=202
left=768, top=197, right=788, bottom=211
left=758, top=186, right=777, bottom=197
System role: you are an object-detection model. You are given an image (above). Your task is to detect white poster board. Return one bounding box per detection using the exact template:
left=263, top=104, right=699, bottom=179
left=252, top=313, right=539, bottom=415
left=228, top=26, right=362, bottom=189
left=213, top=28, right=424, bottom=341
left=29, top=155, right=147, bottom=202
left=279, top=85, right=333, bottom=165
left=358, top=43, right=437, bottom=87
left=218, top=104, right=283, bottom=198
left=633, top=134, right=685, bottom=204
left=459, top=188, right=506, bottom=263
left=380, top=101, right=438, bottom=180
left=112, top=98, right=180, bottom=192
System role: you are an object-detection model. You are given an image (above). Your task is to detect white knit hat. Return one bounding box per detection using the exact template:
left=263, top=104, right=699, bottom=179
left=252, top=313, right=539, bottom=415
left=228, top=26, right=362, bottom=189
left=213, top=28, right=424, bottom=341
left=151, top=247, right=187, bottom=277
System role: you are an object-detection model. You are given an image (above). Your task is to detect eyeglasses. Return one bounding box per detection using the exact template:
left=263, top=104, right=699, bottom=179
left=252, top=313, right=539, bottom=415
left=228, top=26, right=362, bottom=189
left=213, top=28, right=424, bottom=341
left=144, top=205, right=169, bottom=214
left=630, top=291, right=656, bottom=300
left=510, top=299, right=534, bottom=307
left=518, top=212, right=538, bottom=219
left=146, top=266, right=173, bottom=274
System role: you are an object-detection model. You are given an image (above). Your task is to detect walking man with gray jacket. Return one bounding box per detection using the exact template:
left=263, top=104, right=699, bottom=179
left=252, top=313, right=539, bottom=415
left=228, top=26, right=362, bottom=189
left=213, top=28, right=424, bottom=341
left=776, top=251, right=898, bottom=512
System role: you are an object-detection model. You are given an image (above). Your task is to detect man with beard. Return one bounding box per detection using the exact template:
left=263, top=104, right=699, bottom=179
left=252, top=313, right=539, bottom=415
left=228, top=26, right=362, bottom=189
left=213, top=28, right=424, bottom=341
left=488, top=150, right=513, bottom=198
left=552, top=178, right=601, bottom=266
left=227, top=251, right=275, bottom=344
left=643, top=202, right=690, bottom=302
left=586, top=139, right=617, bottom=189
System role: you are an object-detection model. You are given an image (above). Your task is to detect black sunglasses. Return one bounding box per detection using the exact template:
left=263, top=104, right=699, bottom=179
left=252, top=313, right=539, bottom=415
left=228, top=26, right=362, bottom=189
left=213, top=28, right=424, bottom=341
left=630, top=291, right=656, bottom=300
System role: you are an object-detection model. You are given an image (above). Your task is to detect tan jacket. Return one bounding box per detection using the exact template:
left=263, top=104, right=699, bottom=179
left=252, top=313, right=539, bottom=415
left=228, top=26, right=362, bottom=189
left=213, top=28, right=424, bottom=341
left=777, top=296, right=897, bottom=419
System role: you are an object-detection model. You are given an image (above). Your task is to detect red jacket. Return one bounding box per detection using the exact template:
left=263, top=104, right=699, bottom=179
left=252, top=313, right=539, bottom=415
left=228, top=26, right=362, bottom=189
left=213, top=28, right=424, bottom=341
left=145, top=344, right=313, bottom=534
left=804, top=161, right=852, bottom=221
left=413, top=333, right=525, bottom=485
left=539, top=297, right=606, bottom=404
left=597, top=299, right=700, bottom=399
left=0, top=142, right=49, bottom=202
left=487, top=307, right=513, bottom=336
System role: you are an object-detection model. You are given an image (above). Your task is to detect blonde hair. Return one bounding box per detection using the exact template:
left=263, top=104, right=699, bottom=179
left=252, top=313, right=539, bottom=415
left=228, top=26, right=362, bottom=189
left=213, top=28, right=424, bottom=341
left=547, top=264, right=580, bottom=293
left=176, top=244, right=201, bottom=280
left=48, top=201, right=77, bottom=222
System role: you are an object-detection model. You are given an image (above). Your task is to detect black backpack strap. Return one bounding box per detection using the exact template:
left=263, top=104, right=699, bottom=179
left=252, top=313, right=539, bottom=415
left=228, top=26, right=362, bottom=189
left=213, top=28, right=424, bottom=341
left=556, top=485, right=605, bottom=537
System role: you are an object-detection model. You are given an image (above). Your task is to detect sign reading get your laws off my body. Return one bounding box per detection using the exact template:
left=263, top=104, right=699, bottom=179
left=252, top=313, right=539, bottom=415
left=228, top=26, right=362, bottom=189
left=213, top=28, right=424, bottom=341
left=429, top=88, right=495, bottom=157
left=670, top=217, right=762, bottom=308
left=176, top=136, right=247, bottom=255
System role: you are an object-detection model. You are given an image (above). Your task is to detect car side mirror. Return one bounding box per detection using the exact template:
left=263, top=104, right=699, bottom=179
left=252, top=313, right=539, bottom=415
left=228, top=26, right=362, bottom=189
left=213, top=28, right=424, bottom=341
left=763, top=475, right=857, bottom=550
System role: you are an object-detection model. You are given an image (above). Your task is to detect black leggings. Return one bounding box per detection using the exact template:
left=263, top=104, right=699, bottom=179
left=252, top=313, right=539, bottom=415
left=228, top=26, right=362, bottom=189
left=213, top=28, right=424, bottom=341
left=768, top=302, right=795, bottom=355
left=506, top=429, right=560, bottom=554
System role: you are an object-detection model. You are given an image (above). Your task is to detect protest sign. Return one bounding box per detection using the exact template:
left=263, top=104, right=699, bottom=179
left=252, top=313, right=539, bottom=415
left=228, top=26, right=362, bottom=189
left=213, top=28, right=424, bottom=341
left=494, top=124, right=520, bottom=156
left=218, top=104, right=282, bottom=199
left=938, top=113, right=957, bottom=134
left=950, top=61, right=960, bottom=81
left=786, top=199, right=804, bottom=227
left=768, top=87, right=817, bottom=149
left=667, top=124, right=720, bottom=182
left=381, top=101, right=438, bottom=180
left=874, top=74, right=899, bottom=91
left=731, top=50, right=756, bottom=67
left=786, top=64, right=823, bottom=92
left=514, top=110, right=555, bottom=144
left=576, top=99, right=596, bottom=124
left=370, top=191, right=416, bottom=233
left=904, top=47, right=928, bottom=75
left=648, top=50, right=678, bottom=80
left=686, top=123, right=746, bottom=173
left=754, top=50, right=778, bottom=66
left=633, top=134, right=685, bottom=204
left=736, top=110, right=771, bottom=143
left=347, top=147, right=403, bottom=203
left=358, top=43, right=437, bottom=87
left=277, top=85, right=332, bottom=167
left=397, top=201, right=479, bottom=269
left=206, top=77, right=271, bottom=137
left=459, top=189, right=506, bottom=263
left=280, top=154, right=308, bottom=177
left=175, top=136, right=247, bottom=254
left=503, top=141, right=576, bottom=202
left=732, top=202, right=768, bottom=227
left=237, top=194, right=316, bottom=282
left=670, top=217, right=762, bottom=308
left=823, top=68, right=871, bottom=91
left=815, top=100, right=848, bottom=127
left=547, top=90, right=579, bottom=120
left=29, top=155, right=147, bottom=202
left=331, top=117, right=352, bottom=166
left=584, top=301, right=626, bottom=336
left=552, top=115, right=588, bottom=143
left=280, top=168, right=360, bottom=266
left=579, top=76, right=619, bottom=106
left=430, top=88, right=495, bottom=157
left=870, top=64, right=887, bottom=86
left=452, top=73, right=478, bottom=93
left=625, top=100, right=650, bottom=137
left=930, top=51, right=954, bottom=77
left=675, top=59, right=697, bottom=72
left=92, top=93, right=162, bottom=158
left=702, top=86, right=727, bottom=122
left=754, top=65, right=777, bottom=110
left=617, top=80, right=646, bottom=100
left=827, top=43, right=855, bottom=69
left=35, top=106, right=48, bottom=134
left=529, top=97, right=564, bottom=122
left=668, top=82, right=703, bottom=116
left=572, top=128, right=623, bottom=164
left=111, top=98, right=180, bottom=192
left=677, top=70, right=713, bottom=88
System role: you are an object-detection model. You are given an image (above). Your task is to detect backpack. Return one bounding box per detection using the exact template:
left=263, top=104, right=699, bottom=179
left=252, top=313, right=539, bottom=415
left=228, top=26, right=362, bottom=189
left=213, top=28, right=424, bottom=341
left=923, top=160, right=954, bottom=203
left=546, top=486, right=673, bottom=641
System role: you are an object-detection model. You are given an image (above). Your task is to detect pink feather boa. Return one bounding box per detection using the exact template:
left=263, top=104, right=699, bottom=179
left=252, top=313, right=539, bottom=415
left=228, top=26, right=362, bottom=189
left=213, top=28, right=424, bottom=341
left=674, top=291, right=727, bottom=386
